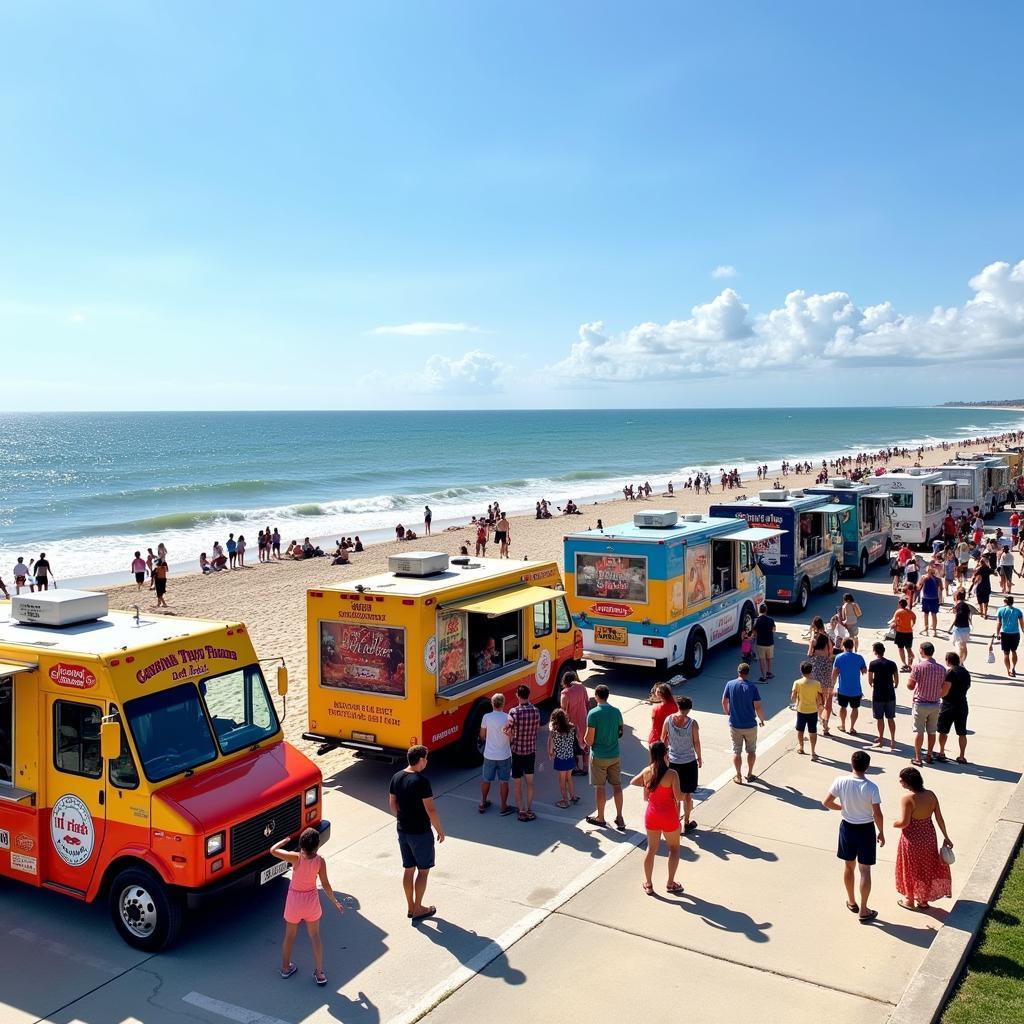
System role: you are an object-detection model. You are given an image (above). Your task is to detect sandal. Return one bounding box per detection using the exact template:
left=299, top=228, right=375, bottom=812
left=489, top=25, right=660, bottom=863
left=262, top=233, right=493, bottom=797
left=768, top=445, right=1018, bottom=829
left=642, top=881, right=654, bottom=895
left=898, top=899, right=917, bottom=911
left=924, top=754, right=933, bottom=764
left=910, top=759, right=923, bottom=766
left=518, top=811, right=537, bottom=822
left=614, top=816, right=626, bottom=832
left=555, top=800, right=570, bottom=808
left=933, top=753, right=948, bottom=763
left=499, top=806, right=516, bottom=816
left=410, top=906, right=437, bottom=922
left=570, top=795, right=581, bottom=804
left=585, top=815, right=608, bottom=826
left=666, top=882, right=684, bottom=894
left=955, top=757, right=969, bottom=764
left=280, top=963, right=298, bottom=979
left=845, top=902, right=859, bottom=913
left=859, top=909, right=878, bottom=923
left=314, top=970, right=328, bottom=986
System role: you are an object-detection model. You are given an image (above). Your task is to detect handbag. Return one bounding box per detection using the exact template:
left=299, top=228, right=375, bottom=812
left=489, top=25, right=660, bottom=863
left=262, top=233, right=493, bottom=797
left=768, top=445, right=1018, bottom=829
left=940, top=844, right=956, bottom=866
left=883, top=628, right=897, bottom=642
left=988, top=640, right=996, bottom=664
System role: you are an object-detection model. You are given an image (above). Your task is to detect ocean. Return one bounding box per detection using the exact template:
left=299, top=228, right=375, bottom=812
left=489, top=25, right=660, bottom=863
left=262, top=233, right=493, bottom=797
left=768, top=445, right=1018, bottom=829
left=1, top=407, right=1021, bottom=582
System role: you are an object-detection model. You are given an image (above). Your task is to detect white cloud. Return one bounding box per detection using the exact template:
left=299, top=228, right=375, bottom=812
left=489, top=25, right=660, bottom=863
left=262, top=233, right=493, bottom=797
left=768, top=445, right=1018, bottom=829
left=424, top=349, right=507, bottom=391
left=711, top=264, right=737, bottom=279
left=551, top=258, right=1024, bottom=383
left=366, top=321, right=483, bottom=336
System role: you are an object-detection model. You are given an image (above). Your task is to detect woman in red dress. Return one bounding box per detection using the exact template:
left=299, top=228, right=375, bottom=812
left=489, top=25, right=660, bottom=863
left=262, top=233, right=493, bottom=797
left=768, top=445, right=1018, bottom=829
left=630, top=741, right=683, bottom=895
left=648, top=682, right=676, bottom=746
left=893, top=767, right=953, bottom=910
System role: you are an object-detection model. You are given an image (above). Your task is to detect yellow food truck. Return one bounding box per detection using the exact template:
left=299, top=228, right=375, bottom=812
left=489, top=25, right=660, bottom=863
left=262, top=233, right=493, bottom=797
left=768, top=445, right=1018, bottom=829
left=0, top=590, right=327, bottom=950
left=303, top=552, right=584, bottom=761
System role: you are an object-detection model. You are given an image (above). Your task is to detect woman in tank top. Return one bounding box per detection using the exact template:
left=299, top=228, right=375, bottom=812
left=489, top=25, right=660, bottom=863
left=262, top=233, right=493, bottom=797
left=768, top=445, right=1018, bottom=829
left=661, top=695, right=702, bottom=833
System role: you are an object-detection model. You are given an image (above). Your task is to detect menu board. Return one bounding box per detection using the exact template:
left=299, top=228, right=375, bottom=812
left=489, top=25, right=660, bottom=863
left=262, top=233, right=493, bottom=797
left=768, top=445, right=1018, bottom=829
left=319, top=622, right=406, bottom=696
left=437, top=611, right=468, bottom=690
left=575, top=553, right=648, bottom=603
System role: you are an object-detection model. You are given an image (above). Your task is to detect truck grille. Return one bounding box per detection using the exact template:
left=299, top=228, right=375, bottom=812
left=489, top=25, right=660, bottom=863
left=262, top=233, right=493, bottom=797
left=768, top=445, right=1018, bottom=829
left=230, top=796, right=302, bottom=866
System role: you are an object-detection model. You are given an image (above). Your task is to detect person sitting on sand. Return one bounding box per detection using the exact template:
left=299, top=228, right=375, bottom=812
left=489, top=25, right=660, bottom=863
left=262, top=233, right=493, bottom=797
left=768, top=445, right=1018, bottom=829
left=354, top=536, right=363, bottom=552
left=404, top=529, right=418, bottom=541
left=200, top=552, right=213, bottom=574
left=396, top=524, right=405, bottom=541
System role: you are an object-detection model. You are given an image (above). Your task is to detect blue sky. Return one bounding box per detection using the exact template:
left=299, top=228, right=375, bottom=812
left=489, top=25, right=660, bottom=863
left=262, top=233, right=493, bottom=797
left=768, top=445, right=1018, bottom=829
left=2, top=1, right=1022, bottom=409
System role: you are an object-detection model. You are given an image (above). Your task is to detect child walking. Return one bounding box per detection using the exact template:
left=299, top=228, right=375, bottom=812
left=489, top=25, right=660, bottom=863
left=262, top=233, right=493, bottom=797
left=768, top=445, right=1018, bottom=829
left=271, top=827, right=344, bottom=986
left=791, top=660, right=823, bottom=761
left=548, top=708, right=579, bottom=808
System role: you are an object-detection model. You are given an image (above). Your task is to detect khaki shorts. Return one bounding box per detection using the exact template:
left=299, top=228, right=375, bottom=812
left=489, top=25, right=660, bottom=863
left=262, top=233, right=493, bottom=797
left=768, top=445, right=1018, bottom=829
left=756, top=644, right=774, bottom=658
left=913, top=702, right=941, bottom=735
left=730, top=726, right=758, bottom=755
left=589, top=757, right=622, bottom=787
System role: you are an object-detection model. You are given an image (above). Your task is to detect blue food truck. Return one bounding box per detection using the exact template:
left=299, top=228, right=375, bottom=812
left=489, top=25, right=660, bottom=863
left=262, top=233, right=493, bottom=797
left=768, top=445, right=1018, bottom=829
left=710, top=490, right=847, bottom=611
left=804, top=478, right=893, bottom=576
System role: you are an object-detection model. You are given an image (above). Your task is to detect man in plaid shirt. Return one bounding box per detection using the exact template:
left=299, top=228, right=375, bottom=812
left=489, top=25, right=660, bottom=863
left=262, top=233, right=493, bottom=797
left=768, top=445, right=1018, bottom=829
left=907, top=641, right=950, bottom=765
left=505, top=684, right=540, bottom=822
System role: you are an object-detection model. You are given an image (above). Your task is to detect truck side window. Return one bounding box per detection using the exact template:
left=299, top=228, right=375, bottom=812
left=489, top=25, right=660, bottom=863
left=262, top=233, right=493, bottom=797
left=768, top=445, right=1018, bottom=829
left=54, top=701, right=102, bottom=779
left=533, top=600, right=552, bottom=638
left=555, top=595, right=572, bottom=633
left=107, top=704, right=139, bottom=790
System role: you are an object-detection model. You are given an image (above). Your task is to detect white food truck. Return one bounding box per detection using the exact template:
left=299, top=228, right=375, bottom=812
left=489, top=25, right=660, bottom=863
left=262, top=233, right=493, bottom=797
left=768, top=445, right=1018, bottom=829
left=883, top=468, right=958, bottom=547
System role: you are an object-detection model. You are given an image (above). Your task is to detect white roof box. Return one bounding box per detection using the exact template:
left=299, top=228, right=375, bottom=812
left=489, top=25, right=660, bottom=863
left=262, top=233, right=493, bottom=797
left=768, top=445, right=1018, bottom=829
left=759, top=489, right=789, bottom=501
left=828, top=477, right=854, bottom=488
left=633, top=510, right=679, bottom=528
left=388, top=551, right=450, bottom=577
left=11, top=589, right=109, bottom=627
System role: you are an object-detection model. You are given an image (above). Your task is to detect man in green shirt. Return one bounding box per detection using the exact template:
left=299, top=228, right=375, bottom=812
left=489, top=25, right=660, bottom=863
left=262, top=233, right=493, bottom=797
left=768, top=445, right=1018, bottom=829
left=584, top=684, right=625, bottom=831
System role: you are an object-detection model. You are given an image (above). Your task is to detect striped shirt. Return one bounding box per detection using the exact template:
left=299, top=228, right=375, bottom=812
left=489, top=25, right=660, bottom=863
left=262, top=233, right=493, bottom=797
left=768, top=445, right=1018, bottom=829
left=506, top=701, right=540, bottom=755
left=909, top=658, right=947, bottom=704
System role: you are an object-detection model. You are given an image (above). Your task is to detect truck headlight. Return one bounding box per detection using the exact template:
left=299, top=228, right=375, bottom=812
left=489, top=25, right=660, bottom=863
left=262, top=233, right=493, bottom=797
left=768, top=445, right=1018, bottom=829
left=304, top=785, right=319, bottom=808
left=205, top=832, right=225, bottom=857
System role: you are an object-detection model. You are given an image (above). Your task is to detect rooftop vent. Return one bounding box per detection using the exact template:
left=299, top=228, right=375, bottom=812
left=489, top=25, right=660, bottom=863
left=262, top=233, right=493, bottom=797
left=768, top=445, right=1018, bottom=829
left=11, top=590, right=109, bottom=627
left=388, top=551, right=450, bottom=577
left=828, top=477, right=854, bottom=488
left=682, top=513, right=703, bottom=522
left=633, top=510, right=679, bottom=529
left=759, top=489, right=789, bottom=501
left=790, top=489, right=805, bottom=497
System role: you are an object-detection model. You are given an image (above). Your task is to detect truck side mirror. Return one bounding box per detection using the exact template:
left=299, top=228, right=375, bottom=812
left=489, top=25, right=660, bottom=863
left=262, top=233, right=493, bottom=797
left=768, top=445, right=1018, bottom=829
left=100, top=721, right=121, bottom=761
left=277, top=666, right=289, bottom=696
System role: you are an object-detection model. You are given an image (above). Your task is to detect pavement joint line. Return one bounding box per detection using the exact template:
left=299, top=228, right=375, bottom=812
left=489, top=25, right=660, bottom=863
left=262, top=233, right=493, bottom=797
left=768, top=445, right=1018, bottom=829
left=26, top=952, right=157, bottom=1024
left=182, top=991, right=293, bottom=1024
left=388, top=829, right=645, bottom=1024
left=551, top=906, right=897, bottom=1008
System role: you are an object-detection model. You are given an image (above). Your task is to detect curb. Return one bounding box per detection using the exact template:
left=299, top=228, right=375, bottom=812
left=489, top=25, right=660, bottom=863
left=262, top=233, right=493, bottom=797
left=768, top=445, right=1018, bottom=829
left=887, top=777, right=1024, bottom=1024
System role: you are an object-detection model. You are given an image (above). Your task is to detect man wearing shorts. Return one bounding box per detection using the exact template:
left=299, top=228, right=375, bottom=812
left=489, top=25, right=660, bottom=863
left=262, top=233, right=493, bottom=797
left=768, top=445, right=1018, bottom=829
left=823, top=750, right=885, bottom=923
left=722, top=663, right=765, bottom=784
left=995, top=595, right=1023, bottom=678
left=938, top=652, right=971, bottom=764
left=889, top=599, right=917, bottom=672
left=505, top=685, right=540, bottom=822
left=867, top=642, right=899, bottom=751
left=752, top=605, right=776, bottom=681
left=388, top=745, right=445, bottom=922
left=478, top=692, right=513, bottom=815
left=12, top=557, right=31, bottom=594
left=907, top=642, right=950, bottom=765
left=585, top=684, right=625, bottom=831
left=33, top=552, right=53, bottom=592
left=832, top=638, right=867, bottom=735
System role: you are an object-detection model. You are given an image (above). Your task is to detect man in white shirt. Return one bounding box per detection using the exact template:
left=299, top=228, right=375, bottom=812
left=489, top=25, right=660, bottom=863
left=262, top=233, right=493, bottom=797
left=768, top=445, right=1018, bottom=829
left=478, top=693, right=513, bottom=815
left=823, top=750, right=885, bottom=923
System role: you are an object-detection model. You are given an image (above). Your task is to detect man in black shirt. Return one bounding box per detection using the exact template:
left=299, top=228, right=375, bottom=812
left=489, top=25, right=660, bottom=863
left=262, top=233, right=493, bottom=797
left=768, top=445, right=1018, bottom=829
left=753, top=605, right=776, bottom=681
left=867, top=642, right=899, bottom=751
left=388, top=745, right=445, bottom=922
left=938, top=652, right=971, bottom=764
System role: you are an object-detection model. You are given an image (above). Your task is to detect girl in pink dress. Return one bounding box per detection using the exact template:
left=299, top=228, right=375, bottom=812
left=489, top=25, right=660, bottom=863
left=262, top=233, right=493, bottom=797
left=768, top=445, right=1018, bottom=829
left=893, top=767, right=953, bottom=910
left=271, top=827, right=344, bottom=985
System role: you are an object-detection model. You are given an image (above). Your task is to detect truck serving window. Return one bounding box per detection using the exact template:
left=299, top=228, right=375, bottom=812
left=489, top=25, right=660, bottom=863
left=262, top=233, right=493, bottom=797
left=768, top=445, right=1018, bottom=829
left=54, top=701, right=102, bottom=778
left=202, top=665, right=278, bottom=754
left=889, top=492, right=913, bottom=509
left=124, top=683, right=218, bottom=783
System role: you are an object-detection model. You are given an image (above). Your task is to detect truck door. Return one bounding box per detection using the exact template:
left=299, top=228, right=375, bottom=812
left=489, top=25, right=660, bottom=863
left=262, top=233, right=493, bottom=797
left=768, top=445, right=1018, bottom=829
left=0, top=666, right=42, bottom=885
left=530, top=599, right=557, bottom=698
left=827, top=513, right=845, bottom=566
left=44, top=694, right=107, bottom=893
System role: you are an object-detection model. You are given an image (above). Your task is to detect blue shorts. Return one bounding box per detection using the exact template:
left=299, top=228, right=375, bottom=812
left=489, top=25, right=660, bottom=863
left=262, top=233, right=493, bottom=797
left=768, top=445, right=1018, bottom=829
left=872, top=699, right=897, bottom=721
left=553, top=756, right=575, bottom=772
left=795, top=711, right=818, bottom=733
left=921, top=598, right=940, bottom=614
left=837, top=820, right=877, bottom=865
left=398, top=830, right=435, bottom=870
left=482, top=757, right=512, bottom=782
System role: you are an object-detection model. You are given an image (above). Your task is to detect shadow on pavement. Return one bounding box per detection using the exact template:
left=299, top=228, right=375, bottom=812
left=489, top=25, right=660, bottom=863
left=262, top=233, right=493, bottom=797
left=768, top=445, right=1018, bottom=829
left=677, top=891, right=773, bottom=943
left=692, top=830, right=780, bottom=863
left=414, top=916, right=526, bottom=985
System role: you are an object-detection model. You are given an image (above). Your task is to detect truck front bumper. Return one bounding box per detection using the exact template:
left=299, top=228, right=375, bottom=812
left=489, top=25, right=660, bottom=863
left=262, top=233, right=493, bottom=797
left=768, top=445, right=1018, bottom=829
left=184, top=818, right=331, bottom=910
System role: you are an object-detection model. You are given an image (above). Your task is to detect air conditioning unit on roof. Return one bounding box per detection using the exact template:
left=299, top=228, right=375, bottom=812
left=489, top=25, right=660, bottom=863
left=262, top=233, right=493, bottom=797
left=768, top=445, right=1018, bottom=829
left=829, top=477, right=854, bottom=488
left=633, top=510, right=679, bottom=528
left=11, top=589, right=109, bottom=627
left=759, top=490, right=789, bottom=501
left=388, top=551, right=450, bottom=577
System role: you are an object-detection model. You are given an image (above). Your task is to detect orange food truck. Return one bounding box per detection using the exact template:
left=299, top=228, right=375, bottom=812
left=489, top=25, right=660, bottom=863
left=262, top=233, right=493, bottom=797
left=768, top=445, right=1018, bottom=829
left=303, top=552, right=584, bottom=761
left=0, top=590, right=327, bottom=950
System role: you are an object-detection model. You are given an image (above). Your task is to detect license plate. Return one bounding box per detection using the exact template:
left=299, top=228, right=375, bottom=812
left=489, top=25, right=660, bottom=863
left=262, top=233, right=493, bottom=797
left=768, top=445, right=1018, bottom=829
left=351, top=730, right=376, bottom=743
left=594, top=625, right=627, bottom=646
left=260, top=860, right=289, bottom=885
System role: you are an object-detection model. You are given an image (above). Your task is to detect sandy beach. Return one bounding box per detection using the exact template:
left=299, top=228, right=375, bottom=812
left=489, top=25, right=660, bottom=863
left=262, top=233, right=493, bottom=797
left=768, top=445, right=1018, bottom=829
left=93, top=430, right=1021, bottom=771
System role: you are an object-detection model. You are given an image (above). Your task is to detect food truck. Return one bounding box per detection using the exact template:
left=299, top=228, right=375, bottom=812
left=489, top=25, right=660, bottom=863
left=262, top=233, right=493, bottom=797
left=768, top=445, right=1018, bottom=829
left=991, top=447, right=1023, bottom=482
left=709, top=490, right=846, bottom=611
left=881, top=468, right=958, bottom=547
left=804, top=479, right=893, bottom=576
left=0, top=590, right=327, bottom=951
left=303, top=553, right=583, bottom=763
left=929, top=461, right=992, bottom=516
left=563, top=511, right=784, bottom=675
left=954, top=454, right=1011, bottom=511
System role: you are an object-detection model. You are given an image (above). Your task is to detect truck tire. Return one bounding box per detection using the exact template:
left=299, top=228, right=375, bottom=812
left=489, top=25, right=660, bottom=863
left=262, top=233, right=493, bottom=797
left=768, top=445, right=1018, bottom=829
left=109, top=865, right=182, bottom=952
left=793, top=578, right=810, bottom=613
left=858, top=550, right=869, bottom=577
left=827, top=563, right=840, bottom=592
left=458, top=699, right=491, bottom=766
left=683, top=629, right=707, bottom=678
left=884, top=539, right=893, bottom=561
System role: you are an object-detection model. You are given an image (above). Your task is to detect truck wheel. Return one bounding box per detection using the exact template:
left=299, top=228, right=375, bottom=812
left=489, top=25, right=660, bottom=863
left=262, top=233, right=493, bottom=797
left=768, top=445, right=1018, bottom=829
left=793, top=578, right=810, bottom=613
left=827, top=563, right=839, bottom=592
left=109, top=865, right=182, bottom=952
left=458, top=699, right=490, bottom=766
left=858, top=550, right=869, bottom=577
left=884, top=539, right=893, bottom=561
left=683, top=630, right=707, bottom=678
left=736, top=603, right=755, bottom=642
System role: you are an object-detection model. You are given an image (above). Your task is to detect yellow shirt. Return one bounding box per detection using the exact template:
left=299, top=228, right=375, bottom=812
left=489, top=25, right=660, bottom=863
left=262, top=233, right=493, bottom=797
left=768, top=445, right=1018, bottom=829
left=792, top=678, right=822, bottom=714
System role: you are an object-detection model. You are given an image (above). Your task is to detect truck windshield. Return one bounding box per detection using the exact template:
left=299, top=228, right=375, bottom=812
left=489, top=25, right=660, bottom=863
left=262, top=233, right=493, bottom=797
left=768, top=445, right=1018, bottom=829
left=124, top=683, right=218, bottom=782
left=202, top=664, right=278, bottom=754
